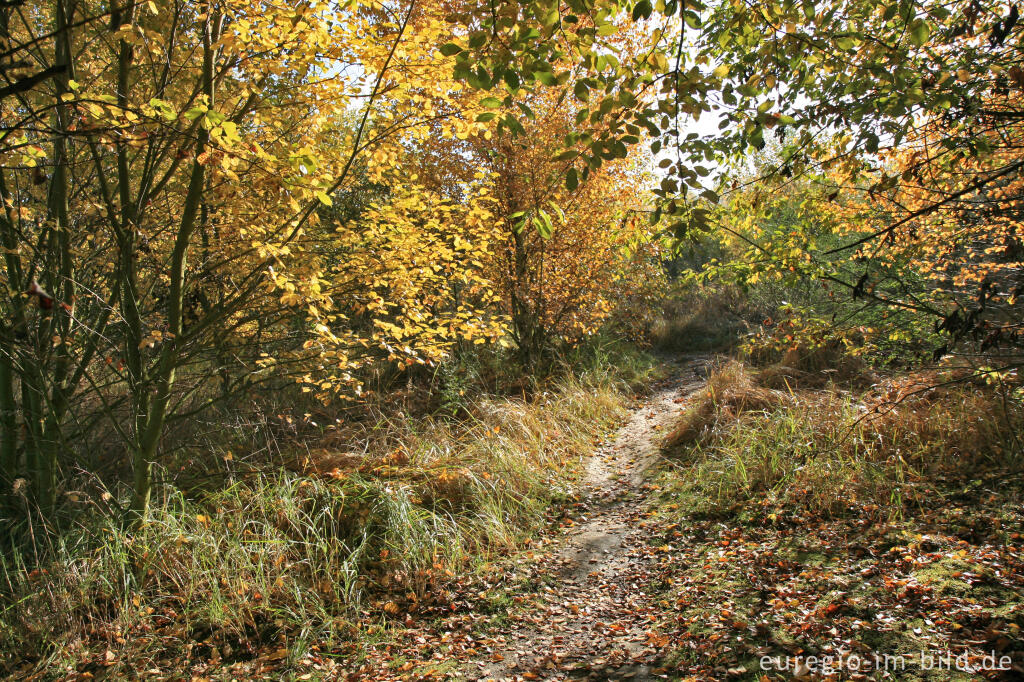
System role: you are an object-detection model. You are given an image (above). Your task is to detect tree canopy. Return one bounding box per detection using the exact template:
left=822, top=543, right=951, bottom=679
left=1, top=0, right=1022, bottom=517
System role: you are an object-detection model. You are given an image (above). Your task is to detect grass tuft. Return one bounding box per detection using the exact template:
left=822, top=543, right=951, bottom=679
left=0, top=344, right=654, bottom=676
left=659, top=359, right=1022, bottom=519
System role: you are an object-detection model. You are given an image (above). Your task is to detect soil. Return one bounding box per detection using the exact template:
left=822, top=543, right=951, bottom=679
left=468, top=355, right=713, bottom=681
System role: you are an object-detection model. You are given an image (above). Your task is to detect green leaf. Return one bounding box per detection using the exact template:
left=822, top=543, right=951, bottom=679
left=547, top=200, right=566, bottom=222
left=505, top=114, right=526, bottom=136
left=468, top=31, right=487, bottom=49
left=632, top=0, right=653, bottom=21
left=510, top=211, right=527, bottom=233
left=535, top=210, right=554, bottom=239
left=504, top=70, right=521, bottom=91
left=534, top=71, right=557, bottom=86
left=566, top=167, right=579, bottom=191
left=573, top=81, right=590, bottom=102
left=439, top=43, right=462, bottom=56
left=476, top=112, right=497, bottom=122
left=910, top=20, right=930, bottom=46
left=472, top=66, right=492, bottom=90
left=149, top=98, right=176, bottom=121
left=479, top=97, right=503, bottom=108
left=865, top=132, right=879, bottom=153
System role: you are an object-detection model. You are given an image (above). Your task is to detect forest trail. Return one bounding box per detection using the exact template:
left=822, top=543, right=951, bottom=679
left=466, top=354, right=713, bottom=681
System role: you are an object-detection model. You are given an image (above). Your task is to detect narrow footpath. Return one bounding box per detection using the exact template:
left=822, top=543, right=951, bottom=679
left=469, top=356, right=711, bottom=681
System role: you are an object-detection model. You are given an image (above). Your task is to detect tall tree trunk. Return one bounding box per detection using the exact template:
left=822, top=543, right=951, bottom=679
left=0, top=169, right=28, bottom=490
left=0, top=0, right=15, bottom=485
left=29, top=0, right=79, bottom=514
left=127, top=10, right=220, bottom=521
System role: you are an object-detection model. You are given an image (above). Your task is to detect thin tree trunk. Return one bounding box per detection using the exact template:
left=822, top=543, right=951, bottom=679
left=29, top=0, right=79, bottom=514
left=128, top=10, right=220, bottom=521
left=0, top=169, right=22, bottom=482
left=0, top=351, right=16, bottom=478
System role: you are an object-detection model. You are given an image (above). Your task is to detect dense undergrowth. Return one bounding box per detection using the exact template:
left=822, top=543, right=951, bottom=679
left=659, top=349, right=1022, bottom=519
left=649, top=346, right=1024, bottom=679
left=0, top=341, right=656, bottom=678
left=647, top=284, right=755, bottom=355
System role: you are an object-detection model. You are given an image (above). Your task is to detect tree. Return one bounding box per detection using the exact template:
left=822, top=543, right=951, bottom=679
left=0, top=0, right=511, bottom=520
left=445, top=0, right=1024, bottom=365
left=429, top=20, right=667, bottom=365
left=480, top=100, right=661, bottom=365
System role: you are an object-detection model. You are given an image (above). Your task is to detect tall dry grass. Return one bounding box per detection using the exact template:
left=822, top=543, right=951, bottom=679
left=0, top=347, right=650, bottom=675
left=660, top=359, right=1022, bottom=518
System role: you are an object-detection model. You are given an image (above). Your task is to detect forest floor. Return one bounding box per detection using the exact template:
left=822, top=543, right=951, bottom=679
left=330, top=354, right=1024, bottom=682
left=340, top=355, right=718, bottom=681
left=86, top=355, right=1023, bottom=681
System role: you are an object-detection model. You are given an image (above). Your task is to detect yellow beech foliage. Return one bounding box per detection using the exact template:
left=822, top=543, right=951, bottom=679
left=0, top=0, right=519, bottom=511
left=407, top=26, right=666, bottom=361
left=0, top=0, right=667, bottom=511
left=479, top=90, right=661, bottom=361
left=270, top=178, right=508, bottom=401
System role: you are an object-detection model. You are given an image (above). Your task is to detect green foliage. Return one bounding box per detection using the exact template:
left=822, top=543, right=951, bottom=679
left=450, top=0, right=1024, bottom=370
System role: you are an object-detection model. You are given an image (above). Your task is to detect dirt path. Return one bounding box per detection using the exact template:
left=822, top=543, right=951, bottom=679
left=467, top=354, right=712, bottom=681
